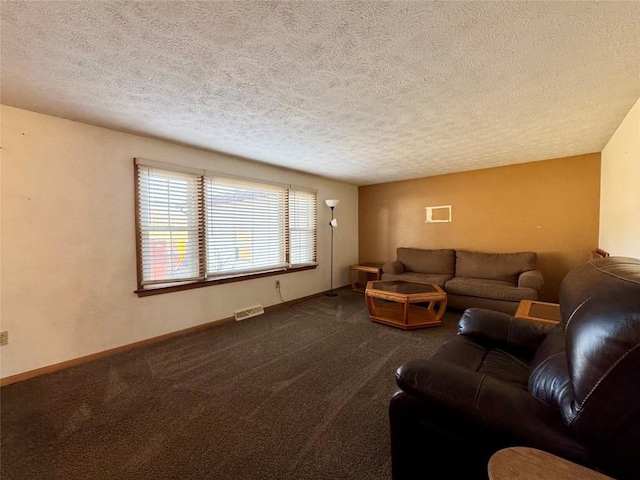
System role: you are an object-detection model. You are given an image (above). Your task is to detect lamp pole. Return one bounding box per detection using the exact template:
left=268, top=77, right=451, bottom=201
left=325, top=199, right=339, bottom=297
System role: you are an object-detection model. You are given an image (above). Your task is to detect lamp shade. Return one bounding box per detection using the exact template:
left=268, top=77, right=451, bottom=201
left=329, top=218, right=338, bottom=227
left=325, top=199, right=340, bottom=208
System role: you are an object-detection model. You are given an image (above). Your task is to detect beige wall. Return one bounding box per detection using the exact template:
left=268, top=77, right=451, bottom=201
left=600, top=97, right=640, bottom=258
left=359, top=153, right=601, bottom=302
left=0, top=105, right=358, bottom=379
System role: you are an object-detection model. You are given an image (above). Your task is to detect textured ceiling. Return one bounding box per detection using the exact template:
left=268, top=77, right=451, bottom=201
left=1, top=1, right=639, bottom=185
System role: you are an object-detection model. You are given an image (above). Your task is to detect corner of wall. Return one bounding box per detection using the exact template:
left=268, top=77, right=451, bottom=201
left=599, top=97, right=640, bottom=258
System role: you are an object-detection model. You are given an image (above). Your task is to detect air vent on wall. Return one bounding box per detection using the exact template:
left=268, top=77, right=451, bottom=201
left=234, top=305, right=265, bottom=321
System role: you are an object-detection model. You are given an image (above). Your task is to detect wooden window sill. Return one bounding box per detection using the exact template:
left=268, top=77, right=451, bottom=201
left=136, top=264, right=317, bottom=297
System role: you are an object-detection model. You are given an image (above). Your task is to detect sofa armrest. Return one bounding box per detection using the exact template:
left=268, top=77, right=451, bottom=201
left=382, top=260, right=405, bottom=275
left=458, top=308, right=555, bottom=357
left=518, top=270, right=544, bottom=290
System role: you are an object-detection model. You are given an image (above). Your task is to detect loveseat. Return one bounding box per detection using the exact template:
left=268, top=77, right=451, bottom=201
left=389, top=256, right=640, bottom=479
left=381, top=248, right=543, bottom=314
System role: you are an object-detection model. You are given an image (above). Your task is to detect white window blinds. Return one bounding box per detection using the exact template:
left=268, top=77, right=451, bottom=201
left=134, top=159, right=318, bottom=290
left=136, top=165, right=204, bottom=285
left=205, top=177, right=288, bottom=277
left=289, top=189, right=317, bottom=266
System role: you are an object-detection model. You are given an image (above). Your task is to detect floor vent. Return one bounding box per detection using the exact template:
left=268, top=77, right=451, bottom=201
left=234, top=305, right=265, bottom=321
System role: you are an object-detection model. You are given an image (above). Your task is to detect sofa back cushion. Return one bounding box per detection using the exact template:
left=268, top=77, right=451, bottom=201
left=455, top=250, right=537, bottom=284
left=397, top=248, right=455, bottom=275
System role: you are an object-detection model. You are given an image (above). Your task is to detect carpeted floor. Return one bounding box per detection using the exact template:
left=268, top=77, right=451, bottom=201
left=1, top=289, right=461, bottom=480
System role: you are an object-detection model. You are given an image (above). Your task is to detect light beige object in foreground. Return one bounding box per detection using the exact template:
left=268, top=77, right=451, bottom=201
left=488, top=447, right=613, bottom=480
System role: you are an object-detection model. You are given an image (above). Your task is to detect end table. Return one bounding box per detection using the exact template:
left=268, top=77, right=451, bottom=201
left=515, top=300, right=561, bottom=324
left=349, top=263, right=382, bottom=293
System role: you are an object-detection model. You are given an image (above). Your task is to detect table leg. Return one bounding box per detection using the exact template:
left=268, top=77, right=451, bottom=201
left=403, top=300, right=409, bottom=326
left=433, top=297, right=447, bottom=323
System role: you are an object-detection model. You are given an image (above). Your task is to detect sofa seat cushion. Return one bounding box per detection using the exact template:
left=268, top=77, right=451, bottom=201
left=381, top=272, right=453, bottom=288
left=394, top=339, right=590, bottom=465
left=455, top=250, right=537, bottom=283
left=445, top=277, right=538, bottom=302
left=429, top=336, right=531, bottom=389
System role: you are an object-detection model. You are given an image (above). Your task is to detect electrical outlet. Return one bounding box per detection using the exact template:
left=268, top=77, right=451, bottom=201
left=275, top=280, right=280, bottom=289
left=0, top=331, right=8, bottom=346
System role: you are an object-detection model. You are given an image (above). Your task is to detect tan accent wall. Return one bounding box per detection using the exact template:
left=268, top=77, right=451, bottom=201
left=358, top=153, right=601, bottom=302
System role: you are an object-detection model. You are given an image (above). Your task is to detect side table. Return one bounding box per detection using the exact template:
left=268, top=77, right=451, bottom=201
left=515, top=300, right=561, bottom=324
left=488, top=446, right=612, bottom=479
left=349, top=263, right=382, bottom=293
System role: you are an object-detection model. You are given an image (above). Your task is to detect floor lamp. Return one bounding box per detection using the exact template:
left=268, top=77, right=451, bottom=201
left=326, top=199, right=339, bottom=297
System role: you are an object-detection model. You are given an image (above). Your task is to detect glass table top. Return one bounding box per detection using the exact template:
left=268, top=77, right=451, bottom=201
left=368, top=281, right=438, bottom=294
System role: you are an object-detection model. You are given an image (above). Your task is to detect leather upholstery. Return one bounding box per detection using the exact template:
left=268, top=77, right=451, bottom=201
left=390, top=257, right=640, bottom=480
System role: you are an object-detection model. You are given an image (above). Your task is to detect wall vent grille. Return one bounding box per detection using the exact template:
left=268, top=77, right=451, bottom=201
left=234, top=305, right=265, bottom=321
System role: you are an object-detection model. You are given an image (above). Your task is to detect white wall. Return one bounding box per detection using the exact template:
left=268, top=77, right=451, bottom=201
left=600, top=97, right=640, bottom=258
left=0, top=105, right=359, bottom=379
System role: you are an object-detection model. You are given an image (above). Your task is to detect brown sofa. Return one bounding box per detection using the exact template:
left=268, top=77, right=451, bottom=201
left=381, top=248, right=543, bottom=314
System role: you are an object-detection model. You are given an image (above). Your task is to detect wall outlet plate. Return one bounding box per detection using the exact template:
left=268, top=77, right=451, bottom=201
left=0, top=331, right=8, bottom=346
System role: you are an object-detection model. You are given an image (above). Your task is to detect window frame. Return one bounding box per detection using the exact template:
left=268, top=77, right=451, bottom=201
left=134, top=159, right=317, bottom=297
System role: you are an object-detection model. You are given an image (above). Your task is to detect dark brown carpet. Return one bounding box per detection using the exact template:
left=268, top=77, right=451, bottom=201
left=1, top=289, right=460, bottom=479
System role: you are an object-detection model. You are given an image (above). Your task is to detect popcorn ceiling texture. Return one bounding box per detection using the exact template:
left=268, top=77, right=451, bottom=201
left=1, top=1, right=639, bottom=185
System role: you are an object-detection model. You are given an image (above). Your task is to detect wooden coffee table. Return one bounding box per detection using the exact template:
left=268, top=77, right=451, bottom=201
left=365, top=280, right=447, bottom=330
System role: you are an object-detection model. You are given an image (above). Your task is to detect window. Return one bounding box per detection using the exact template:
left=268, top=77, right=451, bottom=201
left=136, top=165, right=204, bottom=286
left=205, top=176, right=288, bottom=277
left=134, top=159, right=317, bottom=294
left=289, top=189, right=317, bottom=265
